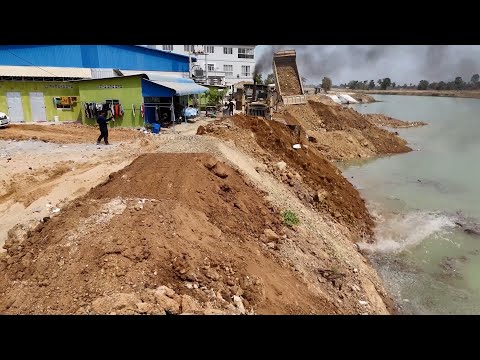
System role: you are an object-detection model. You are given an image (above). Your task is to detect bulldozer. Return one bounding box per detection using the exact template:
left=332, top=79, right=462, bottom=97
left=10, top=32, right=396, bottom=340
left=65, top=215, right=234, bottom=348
left=235, top=77, right=278, bottom=119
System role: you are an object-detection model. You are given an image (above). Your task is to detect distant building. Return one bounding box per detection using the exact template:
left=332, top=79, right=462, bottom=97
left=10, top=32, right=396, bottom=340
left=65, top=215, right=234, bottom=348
left=144, top=45, right=256, bottom=86
left=0, top=45, right=208, bottom=125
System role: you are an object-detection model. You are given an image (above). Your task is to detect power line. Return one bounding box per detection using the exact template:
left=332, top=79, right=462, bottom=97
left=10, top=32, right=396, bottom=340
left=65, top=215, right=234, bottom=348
left=7, top=50, right=59, bottom=77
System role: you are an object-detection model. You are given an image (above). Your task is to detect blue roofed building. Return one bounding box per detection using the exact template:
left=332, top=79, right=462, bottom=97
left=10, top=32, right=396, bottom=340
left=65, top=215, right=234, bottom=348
left=0, top=45, right=209, bottom=126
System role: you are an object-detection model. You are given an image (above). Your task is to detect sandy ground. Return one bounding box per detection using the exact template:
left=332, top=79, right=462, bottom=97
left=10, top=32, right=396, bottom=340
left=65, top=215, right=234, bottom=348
left=0, top=110, right=396, bottom=314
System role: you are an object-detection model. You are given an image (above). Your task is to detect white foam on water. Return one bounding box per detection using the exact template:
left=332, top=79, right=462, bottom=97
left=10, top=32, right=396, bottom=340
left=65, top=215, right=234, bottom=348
left=359, top=210, right=456, bottom=254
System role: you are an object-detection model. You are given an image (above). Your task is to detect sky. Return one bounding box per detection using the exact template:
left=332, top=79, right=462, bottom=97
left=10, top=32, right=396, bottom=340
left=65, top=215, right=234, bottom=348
left=254, top=45, right=480, bottom=85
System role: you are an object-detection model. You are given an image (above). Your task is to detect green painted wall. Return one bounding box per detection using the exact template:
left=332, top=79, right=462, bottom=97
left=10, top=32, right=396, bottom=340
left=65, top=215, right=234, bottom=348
left=78, top=76, right=144, bottom=128
left=0, top=81, right=81, bottom=122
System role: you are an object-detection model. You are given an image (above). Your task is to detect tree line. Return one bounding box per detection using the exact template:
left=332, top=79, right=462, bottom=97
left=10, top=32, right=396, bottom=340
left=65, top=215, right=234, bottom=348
left=338, top=74, right=480, bottom=91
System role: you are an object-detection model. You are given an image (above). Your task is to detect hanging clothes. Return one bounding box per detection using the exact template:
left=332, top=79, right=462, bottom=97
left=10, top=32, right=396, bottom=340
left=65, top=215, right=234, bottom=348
left=113, top=104, right=120, bottom=118
left=155, top=105, right=159, bottom=123
left=141, top=104, right=145, bottom=118
left=132, top=104, right=136, bottom=117
left=119, top=104, right=124, bottom=116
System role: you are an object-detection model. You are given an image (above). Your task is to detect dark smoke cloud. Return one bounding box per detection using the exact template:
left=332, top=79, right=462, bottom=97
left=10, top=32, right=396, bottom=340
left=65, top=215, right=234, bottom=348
left=255, top=45, right=480, bottom=85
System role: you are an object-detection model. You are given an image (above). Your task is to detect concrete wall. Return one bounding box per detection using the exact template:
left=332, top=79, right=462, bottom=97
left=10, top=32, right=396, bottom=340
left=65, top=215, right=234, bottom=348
left=0, top=81, right=81, bottom=122
left=77, top=76, right=144, bottom=128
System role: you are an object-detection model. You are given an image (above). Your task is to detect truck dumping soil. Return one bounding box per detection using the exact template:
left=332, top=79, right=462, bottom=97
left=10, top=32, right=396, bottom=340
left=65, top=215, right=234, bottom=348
left=275, top=56, right=302, bottom=96
left=0, top=124, right=142, bottom=144
left=0, top=153, right=337, bottom=315
left=199, top=115, right=374, bottom=239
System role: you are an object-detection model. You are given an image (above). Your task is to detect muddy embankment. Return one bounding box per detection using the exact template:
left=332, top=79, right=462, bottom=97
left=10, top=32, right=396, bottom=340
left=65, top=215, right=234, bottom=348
left=279, top=99, right=414, bottom=161
left=0, top=103, right=403, bottom=315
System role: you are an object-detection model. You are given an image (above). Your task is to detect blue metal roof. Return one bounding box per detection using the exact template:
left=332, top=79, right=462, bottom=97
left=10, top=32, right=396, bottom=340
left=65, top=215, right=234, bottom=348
left=0, top=45, right=194, bottom=72
left=141, top=78, right=208, bottom=97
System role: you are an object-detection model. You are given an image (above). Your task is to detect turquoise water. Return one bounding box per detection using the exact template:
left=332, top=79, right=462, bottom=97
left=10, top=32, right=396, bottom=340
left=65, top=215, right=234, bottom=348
left=339, top=95, right=480, bottom=314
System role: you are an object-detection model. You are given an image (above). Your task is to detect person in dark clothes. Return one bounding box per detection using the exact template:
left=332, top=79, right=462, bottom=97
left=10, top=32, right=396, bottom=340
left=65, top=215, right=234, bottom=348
left=96, top=110, right=114, bottom=145
left=228, top=99, right=235, bottom=116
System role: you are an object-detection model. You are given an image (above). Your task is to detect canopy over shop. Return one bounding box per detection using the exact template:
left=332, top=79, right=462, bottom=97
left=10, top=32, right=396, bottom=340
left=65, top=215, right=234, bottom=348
left=141, top=77, right=208, bottom=124
left=75, top=74, right=208, bottom=128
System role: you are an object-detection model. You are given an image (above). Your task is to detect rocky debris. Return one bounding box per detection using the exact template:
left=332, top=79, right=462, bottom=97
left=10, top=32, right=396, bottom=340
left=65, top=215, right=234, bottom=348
left=180, top=294, right=202, bottom=314
left=233, top=295, right=246, bottom=314
left=156, top=285, right=176, bottom=298
left=204, top=159, right=229, bottom=178
left=91, top=293, right=141, bottom=314
left=264, top=229, right=279, bottom=242
left=255, top=163, right=268, bottom=173
left=275, top=161, right=287, bottom=171
left=154, top=292, right=181, bottom=314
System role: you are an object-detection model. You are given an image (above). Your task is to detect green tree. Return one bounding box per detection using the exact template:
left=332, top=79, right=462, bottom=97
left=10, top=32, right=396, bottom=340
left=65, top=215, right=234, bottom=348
left=368, top=80, right=375, bottom=89
left=417, top=80, right=429, bottom=90
left=471, top=74, right=480, bottom=84
left=392, top=82, right=396, bottom=88
left=321, top=77, right=332, bottom=92
left=264, top=73, right=275, bottom=85
left=254, top=73, right=263, bottom=84
left=206, top=88, right=228, bottom=105
left=454, top=76, right=464, bottom=90
left=380, top=78, right=391, bottom=90
left=348, top=80, right=359, bottom=89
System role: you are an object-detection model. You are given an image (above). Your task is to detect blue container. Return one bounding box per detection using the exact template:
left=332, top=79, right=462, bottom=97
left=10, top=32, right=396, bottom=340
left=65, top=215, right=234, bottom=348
left=152, top=123, right=161, bottom=134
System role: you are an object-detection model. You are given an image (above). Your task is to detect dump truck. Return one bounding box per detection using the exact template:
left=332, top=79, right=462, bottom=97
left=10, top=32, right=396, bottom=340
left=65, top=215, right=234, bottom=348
left=272, top=50, right=307, bottom=105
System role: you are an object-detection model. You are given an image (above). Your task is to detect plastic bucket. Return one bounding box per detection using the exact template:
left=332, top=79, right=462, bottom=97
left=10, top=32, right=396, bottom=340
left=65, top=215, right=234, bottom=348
left=152, top=123, right=161, bottom=134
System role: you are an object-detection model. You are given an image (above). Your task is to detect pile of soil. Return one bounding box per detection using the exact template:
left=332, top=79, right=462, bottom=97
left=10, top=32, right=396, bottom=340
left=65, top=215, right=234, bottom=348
left=0, top=124, right=142, bottom=144
left=200, top=115, right=374, bottom=239
left=0, top=153, right=336, bottom=315
left=350, top=94, right=376, bottom=103
left=365, top=113, right=427, bottom=128
left=275, top=57, right=302, bottom=96
left=282, top=100, right=412, bottom=161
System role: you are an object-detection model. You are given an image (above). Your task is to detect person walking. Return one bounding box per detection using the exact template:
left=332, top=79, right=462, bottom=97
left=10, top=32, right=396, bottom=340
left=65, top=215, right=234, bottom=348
left=96, top=110, right=114, bottom=145
left=228, top=99, right=235, bottom=116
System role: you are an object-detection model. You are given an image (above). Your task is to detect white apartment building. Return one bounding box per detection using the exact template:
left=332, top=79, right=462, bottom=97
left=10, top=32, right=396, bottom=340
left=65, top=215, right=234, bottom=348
left=143, top=45, right=256, bottom=86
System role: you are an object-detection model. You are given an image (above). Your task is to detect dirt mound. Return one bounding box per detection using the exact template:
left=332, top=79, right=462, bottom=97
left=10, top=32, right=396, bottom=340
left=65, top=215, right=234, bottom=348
left=275, top=56, right=302, bottom=96
left=201, top=115, right=374, bottom=239
left=0, top=153, right=337, bottom=314
left=283, top=101, right=412, bottom=161
left=365, top=113, right=427, bottom=128
left=0, top=124, right=142, bottom=144
left=350, top=94, right=376, bottom=103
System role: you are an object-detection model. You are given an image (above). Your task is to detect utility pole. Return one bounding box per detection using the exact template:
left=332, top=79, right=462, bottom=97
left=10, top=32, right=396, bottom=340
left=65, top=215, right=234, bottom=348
left=205, top=52, right=208, bottom=84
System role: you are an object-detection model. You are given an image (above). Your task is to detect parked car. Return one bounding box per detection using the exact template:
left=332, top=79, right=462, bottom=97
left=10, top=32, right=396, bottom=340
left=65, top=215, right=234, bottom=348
left=0, top=112, right=10, bottom=128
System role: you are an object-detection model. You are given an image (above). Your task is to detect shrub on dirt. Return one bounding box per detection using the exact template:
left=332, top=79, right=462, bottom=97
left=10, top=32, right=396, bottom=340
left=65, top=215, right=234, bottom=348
left=282, top=210, right=300, bottom=228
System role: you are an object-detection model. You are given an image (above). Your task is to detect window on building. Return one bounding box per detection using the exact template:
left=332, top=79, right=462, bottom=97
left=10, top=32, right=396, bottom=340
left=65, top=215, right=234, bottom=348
left=205, top=45, right=215, bottom=54
left=184, top=45, right=194, bottom=52
left=162, top=45, right=173, bottom=51
left=241, top=65, right=251, bottom=77
left=207, top=64, right=215, bottom=72
left=238, top=48, right=254, bottom=59
left=223, top=47, right=233, bottom=55
left=53, top=96, right=76, bottom=109
left=223, top=65, right=233, bottom=77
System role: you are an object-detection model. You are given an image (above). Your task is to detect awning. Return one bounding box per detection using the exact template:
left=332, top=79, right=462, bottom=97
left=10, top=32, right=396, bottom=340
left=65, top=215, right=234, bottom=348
left=142, top=78, right=208, bottom=97
left=0, top=65, right=92, bottom=78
